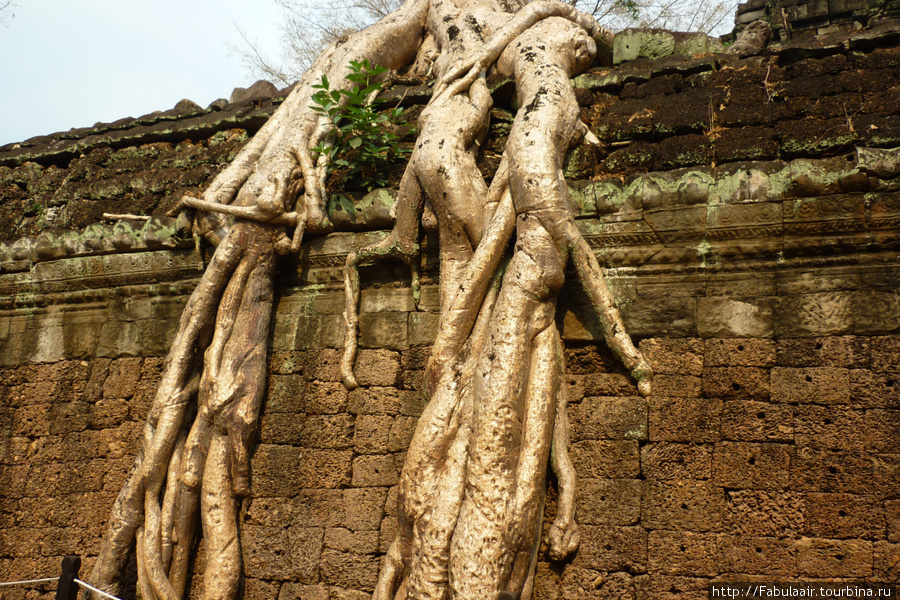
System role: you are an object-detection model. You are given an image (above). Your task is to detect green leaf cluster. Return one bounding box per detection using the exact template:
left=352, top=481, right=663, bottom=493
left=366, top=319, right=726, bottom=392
left=310, top=59, right=409, bottom=192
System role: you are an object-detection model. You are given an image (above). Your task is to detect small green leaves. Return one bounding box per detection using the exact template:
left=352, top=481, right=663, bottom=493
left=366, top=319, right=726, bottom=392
left=309, top=60, right=409, bottom=192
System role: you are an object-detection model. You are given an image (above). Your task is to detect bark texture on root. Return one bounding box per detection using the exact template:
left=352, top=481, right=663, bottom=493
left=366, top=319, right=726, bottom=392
left=90, top=1, right=651, bottom=600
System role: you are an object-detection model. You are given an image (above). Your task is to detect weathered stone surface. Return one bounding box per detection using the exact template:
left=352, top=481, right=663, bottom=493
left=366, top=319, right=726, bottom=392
left=705, top=339, right=776, bottom=367
left=641, top=443, right=713, bottom=480
left=770, top=367, right=850, bottom=404
left=712, top=441, right=792, bottom=489
left=577, top=478, right=643, bottom=526
left=795, top=538, right=873, bottom=578
left=569, top=396, right=647, bottom=441
left=571, top=440, right=640, bottom=478
left=804, top=493, right=884, bottom=540
left=717, top=535, right=797, bottom=576
left=639, top=338, right=704, bottom=376
left=572, top=525, right=647, bottom=573
left=649, top=396, right=722, bottom=442
left=641, top=481, right=724, bottom=532
left=721, top=400, right=794, bottom=442
left=648, top=531, right=717, bottom=576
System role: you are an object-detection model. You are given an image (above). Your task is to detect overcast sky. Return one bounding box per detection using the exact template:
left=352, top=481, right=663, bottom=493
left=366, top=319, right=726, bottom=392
left=0, top=0, right=285, bottom=146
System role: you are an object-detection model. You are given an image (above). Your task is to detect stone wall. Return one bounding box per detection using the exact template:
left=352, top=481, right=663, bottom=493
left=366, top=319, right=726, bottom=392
left=1, top=13, right=900, bottom=600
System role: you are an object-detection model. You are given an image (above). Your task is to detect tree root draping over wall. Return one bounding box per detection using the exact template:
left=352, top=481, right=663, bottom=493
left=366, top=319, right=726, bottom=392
left=89, top=2, right=652, bottom=600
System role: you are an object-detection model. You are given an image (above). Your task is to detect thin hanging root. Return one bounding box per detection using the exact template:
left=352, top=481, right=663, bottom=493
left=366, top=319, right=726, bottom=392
left=373, top=537, right=409, bottom=600
left=135, top=527, right=156, bottom=600
left=341, top=233, right=420, bottom=389
left=548, top=336, right=579, bottom=561
left=341, top=169, right=424, bottom=389
left=160, top=430, right=187, bottom=571
left=567, top=230, right=652, bottom=395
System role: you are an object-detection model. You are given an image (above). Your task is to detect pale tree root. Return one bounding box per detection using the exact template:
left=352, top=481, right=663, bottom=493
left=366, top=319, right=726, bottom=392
left=356, top=7, right=653, bottom=600
left=88, top=222, right=278, bottom=600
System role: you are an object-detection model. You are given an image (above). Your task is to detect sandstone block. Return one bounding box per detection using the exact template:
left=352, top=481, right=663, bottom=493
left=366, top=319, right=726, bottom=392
left=717, top=535, right=797, bottom=576
left=795, top=537, right=872, bottom=578
left=640, top=443, right=713, bottom=480
left=571, top=440, right=640, bottom=478
left=572, top=525, right=647, bottom=574
left=771, top=367, right=850, bottom=404
left=638, top=338, right=704, bottom=376
left=649, top=375, right=702, bottom=397
left=804, top=493, right=884, bottom=540
left=648, top=530, right=717, bottom=576
left=359, top=286, right=415, bottom=313
left=584, top=372, right=638, bottom=396
left=277, top=583, right=329, bottom=600
left=318, top=549, right=380, bottom=592
left=871, top=336, right=900, bottom=373
left=777, top=336, right=869, bottom=368
left=775, top=292, right=854, bottom=338
left=352, top=349, right=401, bottom=387
left=875, top=541, right=900, bottom=580
left=713, top=441, right=791, bottom=489
left=702, top=367, right=770, bottom=400
left=353, top=415, right=392, bottom=454
left=569, top=396, right=647, bottom=441
left=324, top=527, right=379, bottom=554
left=792, top=447, right=873, bottom=494
left=704, top=339, right=776, bottom=367
left=633, top=575, right=710, bottom=600
left=351, top=454, right=400, bottom=487
left=850, top=370, right=900, bottom=408
left=408, top=312, right=439, bottom=347
left=343, top=488, right=387, bottom=531
left=358, top=312, right=408, bottom=351
left=721, top=400, right=793, bottom=442
left=294, top=489, right=345, bottom=528
left=251, top=446, right=352, bottom=496
left=577, top=478, right=642, bottom=526
left=259, top=412, right=307, bottom=445
left=348, top=387, right=402, bottom=415
left=649, top=396, right=721, bottom=442
left=697, top=297, right=774, bottom=338
left=641, top=480, right=724, bottom=532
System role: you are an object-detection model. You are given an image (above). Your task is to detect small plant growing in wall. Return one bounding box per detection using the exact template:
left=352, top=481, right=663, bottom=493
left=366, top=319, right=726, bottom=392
left=310, top=59, right=408, bottom=192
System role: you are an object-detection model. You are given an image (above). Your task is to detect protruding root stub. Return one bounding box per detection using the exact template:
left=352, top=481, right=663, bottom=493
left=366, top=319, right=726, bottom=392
left=633, top=359, right=653, bottom=397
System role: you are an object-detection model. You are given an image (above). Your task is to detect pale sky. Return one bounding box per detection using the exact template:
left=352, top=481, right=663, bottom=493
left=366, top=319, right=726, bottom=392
left=0, top=0, right=286, bottom=146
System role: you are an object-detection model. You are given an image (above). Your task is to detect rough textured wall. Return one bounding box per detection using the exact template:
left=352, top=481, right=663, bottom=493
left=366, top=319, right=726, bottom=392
left=1, top=16, right=900, bottom=600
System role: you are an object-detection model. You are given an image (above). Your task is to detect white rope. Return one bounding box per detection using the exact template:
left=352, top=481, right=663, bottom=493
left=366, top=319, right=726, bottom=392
left=0, top=577, right=59, bottom=586
left=75, top=578, right=124, bottom=600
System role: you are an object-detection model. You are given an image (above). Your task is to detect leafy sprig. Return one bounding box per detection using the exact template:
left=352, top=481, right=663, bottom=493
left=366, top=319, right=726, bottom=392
left=310, top=59, right=408, bottom=192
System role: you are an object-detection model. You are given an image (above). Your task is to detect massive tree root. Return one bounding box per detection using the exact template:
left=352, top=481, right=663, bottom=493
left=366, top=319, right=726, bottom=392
left=90, top=1, right=651, bottom=600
